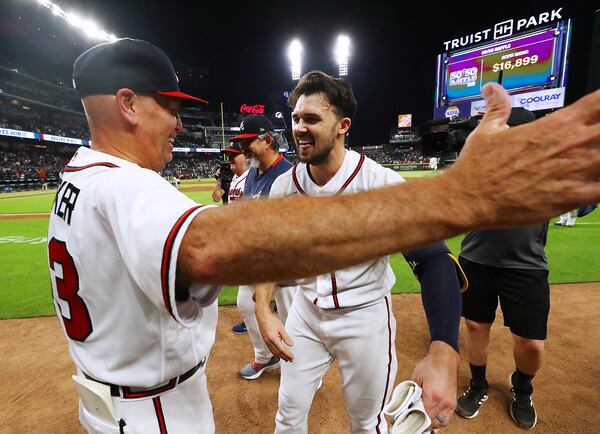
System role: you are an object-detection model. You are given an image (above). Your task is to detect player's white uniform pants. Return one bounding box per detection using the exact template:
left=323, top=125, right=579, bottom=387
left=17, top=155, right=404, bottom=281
left=558, top=210, right=577, bottom=226
left=275, top=291, right=398, bottom=434
left=79, top=368, right=214, bottom=433
left=237, top=284, right=296, bottom=364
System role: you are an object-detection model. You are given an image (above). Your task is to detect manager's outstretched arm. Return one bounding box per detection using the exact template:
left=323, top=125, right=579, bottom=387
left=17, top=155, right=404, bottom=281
left=178, top=84, right=600, bottom=286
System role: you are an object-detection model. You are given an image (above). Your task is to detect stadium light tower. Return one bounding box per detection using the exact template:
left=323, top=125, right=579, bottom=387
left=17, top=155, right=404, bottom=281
left=288, top=39, right=303, bottom=81
left=335, top=35, right=350, bottom=77
left=37, top=0, right=118, bottom=42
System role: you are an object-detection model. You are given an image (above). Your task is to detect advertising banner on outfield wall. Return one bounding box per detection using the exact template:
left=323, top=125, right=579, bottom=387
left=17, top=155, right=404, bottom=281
left=40, top=134, right=85, bottom=145
left=172, top=147, right=221, bottom=153
left=0, top=128, right=37, bottom=139
left=384, top=163, right=432, bottom=171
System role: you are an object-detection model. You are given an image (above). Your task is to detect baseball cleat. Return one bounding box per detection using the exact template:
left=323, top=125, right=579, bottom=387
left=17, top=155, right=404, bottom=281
left=232, top=321, right=248, bottom=334
left=456, top=380, right=489, bottom=419
left=509, top=372, right=537, bottom=430
left=239, top=357, right=280, bottom=380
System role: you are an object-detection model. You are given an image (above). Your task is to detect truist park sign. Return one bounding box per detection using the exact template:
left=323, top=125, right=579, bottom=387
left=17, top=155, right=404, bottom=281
left=443, top=8, right=563, bottom=51
left=240, top=104, right=265, bottom=114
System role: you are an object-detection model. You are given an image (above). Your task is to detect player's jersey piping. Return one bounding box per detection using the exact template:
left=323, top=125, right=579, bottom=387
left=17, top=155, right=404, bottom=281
left=330, top=273, right=340, bottom=308
left=153, top=396, right=169, bottom=434
left=292, top=153, right=365, bottom=308
left=376, top=295, right=393, bottom=434
left=64, top=162, right=119, bottom=172
left=161, top=205, right=204, bottom=319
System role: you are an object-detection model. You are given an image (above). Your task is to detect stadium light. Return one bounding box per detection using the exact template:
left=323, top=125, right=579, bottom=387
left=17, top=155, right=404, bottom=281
left=288, top=39, right=303, bottom=81
left=334, top=35, right=350, bottom=77
left=36, top=0, right=118, bottom=42
left=66, top=12, right=83, bottom=28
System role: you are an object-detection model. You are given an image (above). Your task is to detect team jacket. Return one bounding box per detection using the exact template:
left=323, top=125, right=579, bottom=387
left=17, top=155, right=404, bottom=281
left=47, top=147, right=221, bottom=388
left=269, top=150, right=402, bottom=308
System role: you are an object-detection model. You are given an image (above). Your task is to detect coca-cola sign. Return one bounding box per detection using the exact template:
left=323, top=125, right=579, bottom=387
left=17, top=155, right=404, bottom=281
left=240, top=104, right=265, bottom=114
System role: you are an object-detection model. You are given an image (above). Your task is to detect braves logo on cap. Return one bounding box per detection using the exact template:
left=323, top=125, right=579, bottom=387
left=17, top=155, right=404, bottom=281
left=229, top=115, right=275, bottom=141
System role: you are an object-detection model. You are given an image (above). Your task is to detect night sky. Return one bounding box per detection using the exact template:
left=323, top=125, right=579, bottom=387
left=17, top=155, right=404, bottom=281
left=0, top=0, right=597, bottom=145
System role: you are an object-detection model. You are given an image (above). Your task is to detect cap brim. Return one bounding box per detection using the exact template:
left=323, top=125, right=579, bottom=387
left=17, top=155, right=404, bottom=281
left=228, top=133, right=259, bottom=141
left=157, top=91, right=208, bottom=105
left=222, top=148, right=243, bottom=154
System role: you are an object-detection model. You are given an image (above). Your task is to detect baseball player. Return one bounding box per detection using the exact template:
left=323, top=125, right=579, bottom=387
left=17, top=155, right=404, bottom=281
left=48, top=38, right=600, bottom=434
left=49, top=39, right=219, bottom=433
left=228, top=115, right=296, bottom=379
left=212, top=141, right=249, bottom=204
left=255, top=70, right=466, bottom=433
left=429, top=156, right=439, bottom=171
left=554, top=209, right=577, bottom=227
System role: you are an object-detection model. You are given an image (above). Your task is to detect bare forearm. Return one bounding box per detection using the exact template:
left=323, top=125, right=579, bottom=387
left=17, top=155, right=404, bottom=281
left=179, top=176, right=473, bottom=285
left=255, top=282, right=276, bottom=316
left=179, top=87, right=600, bottom=285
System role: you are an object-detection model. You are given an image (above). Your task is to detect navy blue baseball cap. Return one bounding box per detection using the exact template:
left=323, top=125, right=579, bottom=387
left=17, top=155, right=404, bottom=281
left=229, top=115, right=274, bottom=141
left=222, top=141, right=243, bottom=154
left=73, top=38, right=208, bottom=105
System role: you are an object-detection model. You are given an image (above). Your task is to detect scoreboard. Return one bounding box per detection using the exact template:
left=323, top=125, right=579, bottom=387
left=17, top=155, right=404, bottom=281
left=434, top=19, right=571, bottom=119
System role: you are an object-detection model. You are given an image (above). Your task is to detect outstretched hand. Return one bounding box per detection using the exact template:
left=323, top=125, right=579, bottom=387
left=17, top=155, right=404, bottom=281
left=256, top=310, right=295, bottom=362
left=446, top=83, right=600, bottom=229
left=411, top=341, right=459, bottom=430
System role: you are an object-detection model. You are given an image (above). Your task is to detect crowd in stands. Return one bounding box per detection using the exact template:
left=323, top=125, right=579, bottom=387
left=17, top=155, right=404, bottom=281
left=0, top=148, right=70, bottom=182
left=366, top=148, right=426, bottom=165
left=0, top=65, right=82, bottom=113
left=0, top=98, right=90, bottom=138
left=0, top=57, right=429, bottom=192
left=162, top=157, right=220, bottom=180
left=0, top=146, right=224, bottom=187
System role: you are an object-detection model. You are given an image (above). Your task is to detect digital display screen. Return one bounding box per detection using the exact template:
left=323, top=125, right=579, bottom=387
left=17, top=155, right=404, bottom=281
left=445, top=28, right=556, bottom=101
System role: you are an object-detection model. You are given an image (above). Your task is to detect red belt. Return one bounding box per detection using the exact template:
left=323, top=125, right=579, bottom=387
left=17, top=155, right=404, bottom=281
left=84, top=358, right=205, bottom=399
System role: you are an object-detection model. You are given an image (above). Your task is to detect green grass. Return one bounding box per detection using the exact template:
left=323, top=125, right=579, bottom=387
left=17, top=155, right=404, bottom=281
left=1, top=177, right=599, bottom=319
left=0, top=218, right=53, bottom=318
left=0, top=190, right=56, bottom=214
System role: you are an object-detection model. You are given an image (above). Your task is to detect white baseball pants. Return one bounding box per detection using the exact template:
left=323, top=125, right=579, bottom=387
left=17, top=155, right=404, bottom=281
left=275, top=292, right=398, bottom=434
left=79, top=369, right=214, bottom=433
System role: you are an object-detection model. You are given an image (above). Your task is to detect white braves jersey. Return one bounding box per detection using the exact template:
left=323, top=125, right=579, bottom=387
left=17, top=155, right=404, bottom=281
left=228, top=169, right=249, bottom=203
left=269, top=150, right=405, bottom=308
left=47, top=147, right=221, bottom=388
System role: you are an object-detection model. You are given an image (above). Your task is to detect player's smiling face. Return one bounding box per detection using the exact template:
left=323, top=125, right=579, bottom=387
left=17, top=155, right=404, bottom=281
left=292, top=92, right=347, bottom=165
left=137, top=94, right=182, bottom=172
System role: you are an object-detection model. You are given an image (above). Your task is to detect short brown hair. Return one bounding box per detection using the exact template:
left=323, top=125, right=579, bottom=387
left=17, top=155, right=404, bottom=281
left=288, top=70, right=357, bottom=120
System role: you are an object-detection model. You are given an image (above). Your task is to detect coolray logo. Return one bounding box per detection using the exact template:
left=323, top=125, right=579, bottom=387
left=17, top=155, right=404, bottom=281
left=445, top=106, right=460, bottom=118
left=513, top=88, right=565, bottom=110
left=442, top=7, right=563, bottom=51
left=520, top=94, right=561, bottom=104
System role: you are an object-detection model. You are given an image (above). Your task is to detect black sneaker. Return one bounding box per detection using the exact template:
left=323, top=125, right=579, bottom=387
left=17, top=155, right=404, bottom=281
left=509, top=372, right=537, bottom=430
left=456, top=380, right=489, bottom=419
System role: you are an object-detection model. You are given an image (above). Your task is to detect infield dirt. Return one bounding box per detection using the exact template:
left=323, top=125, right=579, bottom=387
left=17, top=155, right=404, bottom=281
left=1, top=283, right=599, bottom=433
